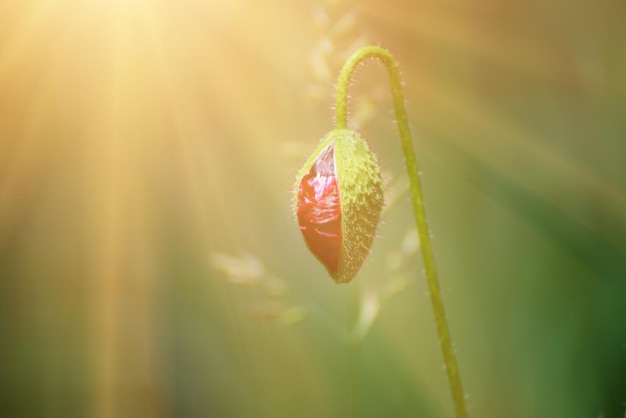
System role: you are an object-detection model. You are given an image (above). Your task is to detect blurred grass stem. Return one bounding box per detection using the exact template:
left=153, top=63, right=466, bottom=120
left=335, top=46, right=469, bottom=418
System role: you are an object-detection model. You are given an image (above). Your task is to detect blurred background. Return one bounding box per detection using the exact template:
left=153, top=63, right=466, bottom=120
left=1, top=0, right=625, bottom=417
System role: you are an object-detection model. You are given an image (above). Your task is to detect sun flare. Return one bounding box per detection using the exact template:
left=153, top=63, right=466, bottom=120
left=1, top=1, right=624, bottom=417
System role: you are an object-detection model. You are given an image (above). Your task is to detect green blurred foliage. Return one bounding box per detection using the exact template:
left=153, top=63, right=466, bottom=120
left=0, top=0, right=625, bottom=417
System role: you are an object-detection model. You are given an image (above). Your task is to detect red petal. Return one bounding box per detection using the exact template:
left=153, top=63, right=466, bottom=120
left=297, top=143, right=342, bottom=275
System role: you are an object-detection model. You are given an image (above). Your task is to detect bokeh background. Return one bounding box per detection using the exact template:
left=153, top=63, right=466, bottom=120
left=1, top=0, right=625, bottom=417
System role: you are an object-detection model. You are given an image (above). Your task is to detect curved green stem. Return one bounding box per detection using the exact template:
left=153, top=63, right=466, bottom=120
left=335, top=46, right=468, bottom=418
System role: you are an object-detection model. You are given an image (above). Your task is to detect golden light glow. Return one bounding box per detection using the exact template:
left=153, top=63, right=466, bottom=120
left=1, top=1, right=623, bottom=417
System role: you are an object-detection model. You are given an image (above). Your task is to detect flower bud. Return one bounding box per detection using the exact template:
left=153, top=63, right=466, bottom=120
left=294, top=129, right=384, bottom=284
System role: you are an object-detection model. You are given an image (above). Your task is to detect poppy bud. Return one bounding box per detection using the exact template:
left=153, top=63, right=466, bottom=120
left=294, top=129, right=384, bottom=284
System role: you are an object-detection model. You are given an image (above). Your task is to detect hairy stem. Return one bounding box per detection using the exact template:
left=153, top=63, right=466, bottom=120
left=335, top=45, right=468, bottom=418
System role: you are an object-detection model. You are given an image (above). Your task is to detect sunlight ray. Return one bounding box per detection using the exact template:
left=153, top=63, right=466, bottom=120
left=0, top=0, right=67, bottom=83
left=415, top=78, right=626, bottom=247
left=0, top=74, right=56, bottom=223
left=361, top=4, right=572, bottom=84
left=136, top=0, right=245, bottom=249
